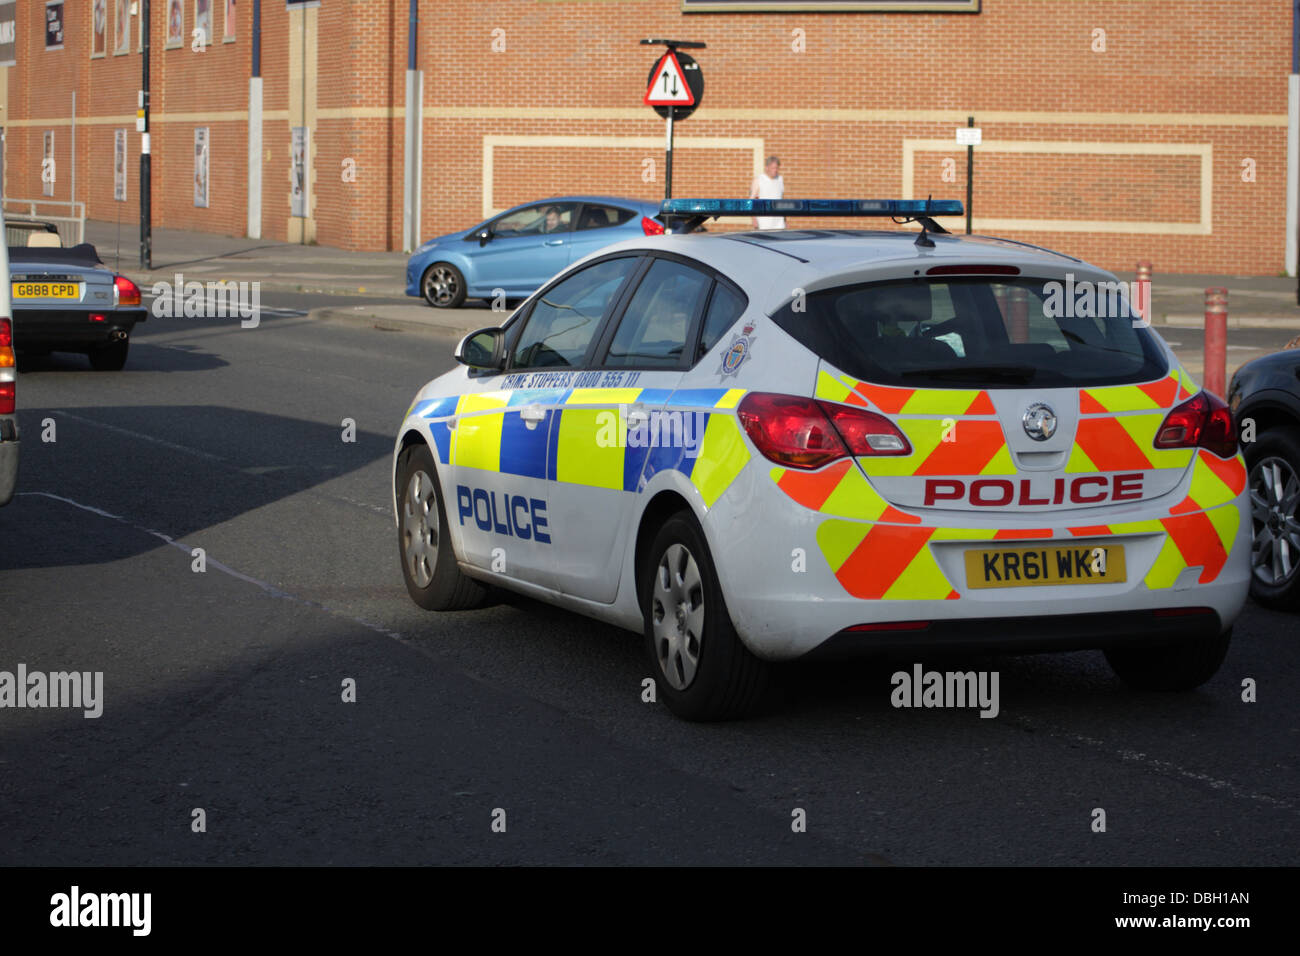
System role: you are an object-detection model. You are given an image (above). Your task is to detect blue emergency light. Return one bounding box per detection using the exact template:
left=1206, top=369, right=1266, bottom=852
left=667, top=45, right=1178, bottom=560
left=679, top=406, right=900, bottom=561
left=658, top=197, right=964, bottom=244
left=659, top=198, right=964, bottom=218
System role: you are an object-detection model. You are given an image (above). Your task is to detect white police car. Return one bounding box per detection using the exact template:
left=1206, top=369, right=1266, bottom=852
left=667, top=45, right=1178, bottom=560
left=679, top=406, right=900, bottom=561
left=392, top=199, right=1250, bottom=721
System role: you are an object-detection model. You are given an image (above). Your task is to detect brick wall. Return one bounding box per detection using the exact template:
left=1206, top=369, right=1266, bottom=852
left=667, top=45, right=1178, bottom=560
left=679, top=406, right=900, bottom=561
left=2, top=0, right=1291, bottom=274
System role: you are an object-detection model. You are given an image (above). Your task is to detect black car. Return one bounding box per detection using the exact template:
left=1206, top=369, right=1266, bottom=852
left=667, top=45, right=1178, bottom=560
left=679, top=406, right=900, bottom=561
left=1228, top=345, right=1300, bottom=608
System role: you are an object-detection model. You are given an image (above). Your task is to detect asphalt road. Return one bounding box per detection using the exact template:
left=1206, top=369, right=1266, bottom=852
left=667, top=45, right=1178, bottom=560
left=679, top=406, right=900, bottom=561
left=0, top=298, right=1297, bottom=865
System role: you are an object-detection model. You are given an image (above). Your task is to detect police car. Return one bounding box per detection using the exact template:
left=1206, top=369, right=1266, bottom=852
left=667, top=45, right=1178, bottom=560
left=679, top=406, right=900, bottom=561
left=391, top=199, right=1250, bottom=721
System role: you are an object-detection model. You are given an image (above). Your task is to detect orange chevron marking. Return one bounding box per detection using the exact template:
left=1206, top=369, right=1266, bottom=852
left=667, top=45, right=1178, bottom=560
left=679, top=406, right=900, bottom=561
left=835, top=525, right=935, bottom=600
left=1161, top=512, right=1229, bottom=583
left=1075, top=416, right=1153, bottom=471
left=1139, top=376, right=1178, bottom=407
left=1198, top=450, right=1246, bottom=497
left=915, top=420, right=1006, bottom=476
left=777, top=460, right=853, bottom=511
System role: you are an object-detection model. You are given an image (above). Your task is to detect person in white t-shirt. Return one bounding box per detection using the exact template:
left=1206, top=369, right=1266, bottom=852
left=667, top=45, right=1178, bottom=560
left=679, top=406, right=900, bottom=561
left=750, top=155, right=785, bottom=230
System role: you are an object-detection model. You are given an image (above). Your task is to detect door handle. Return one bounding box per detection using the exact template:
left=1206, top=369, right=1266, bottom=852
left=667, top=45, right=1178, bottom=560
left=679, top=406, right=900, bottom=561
left=626, top=405, right=649, bottom=426
left=543, top=239, right=565, bottom=246
left=521, top=405, right=547, bottom=429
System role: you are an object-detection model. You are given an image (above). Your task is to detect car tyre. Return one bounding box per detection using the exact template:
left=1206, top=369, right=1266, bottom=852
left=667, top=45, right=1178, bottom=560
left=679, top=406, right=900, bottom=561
left=88, top=338, right=129, bottom=371
left=421, top=263, right=467, bottom=310
left=1243, top=425, right=1300, bottom=609
left=1104, top=628, right=1231, bottom=691
left=396, top=443, right=489, bottom=611
left=641, top=511, right=771, bottom=721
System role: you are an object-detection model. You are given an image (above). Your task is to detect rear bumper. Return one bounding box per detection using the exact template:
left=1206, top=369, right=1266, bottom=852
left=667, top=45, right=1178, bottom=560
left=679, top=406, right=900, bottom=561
left=12, top=307, right=146, bottom=349
left=0, top=418, right=18, bottom=507
left=805, top=608, right=1224, bottom=660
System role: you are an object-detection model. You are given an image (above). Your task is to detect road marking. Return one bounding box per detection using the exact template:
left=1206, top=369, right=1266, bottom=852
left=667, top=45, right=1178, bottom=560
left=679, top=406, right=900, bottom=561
left=16, top=491, right=405, bottom=640
left=1007, top=715, right=1296, bottom=813
left=56, top=410, right=226, bottom=462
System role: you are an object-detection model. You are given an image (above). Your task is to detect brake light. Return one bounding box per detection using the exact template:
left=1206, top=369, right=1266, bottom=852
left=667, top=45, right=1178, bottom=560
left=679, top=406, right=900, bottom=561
left=1153, top=391, right=1236, bottom=458
left=821, top=402, right=912, bottom=456
left=114, top=275, right=141, bottom=307
left=0, top=318, right=13, bottom=414
left=737, top=392, right=912, bottom=470
left=641, top=216, right=665, bottom=236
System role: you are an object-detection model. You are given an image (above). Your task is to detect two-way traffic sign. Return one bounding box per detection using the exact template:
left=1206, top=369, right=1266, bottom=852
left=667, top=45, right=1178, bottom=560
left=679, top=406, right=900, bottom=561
left=644, top=51, right=696, bottom=107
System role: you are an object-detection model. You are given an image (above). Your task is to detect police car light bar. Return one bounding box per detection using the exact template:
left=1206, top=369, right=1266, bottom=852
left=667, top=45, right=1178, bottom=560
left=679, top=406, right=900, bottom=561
left=659, top=198, right=964, bottom=218
left=658, top=198, right=964, bottom=240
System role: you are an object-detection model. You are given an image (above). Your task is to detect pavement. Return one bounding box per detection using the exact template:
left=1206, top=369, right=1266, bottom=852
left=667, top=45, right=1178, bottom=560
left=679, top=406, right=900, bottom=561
left=84, top=219, right=1300, bottom=344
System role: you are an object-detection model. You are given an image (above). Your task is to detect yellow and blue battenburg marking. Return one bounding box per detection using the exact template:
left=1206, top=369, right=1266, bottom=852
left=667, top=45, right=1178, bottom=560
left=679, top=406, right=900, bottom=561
left=412, top=386, right=749, bottom=502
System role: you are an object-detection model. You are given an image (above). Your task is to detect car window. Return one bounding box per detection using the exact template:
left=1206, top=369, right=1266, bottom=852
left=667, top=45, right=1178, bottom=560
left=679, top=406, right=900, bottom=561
left=604, top=258, right=711, bottom=369
left=697, top=281, right=747, bottom=359
left=770, top=277, right=1165, bottom=389
left=575, top=205, right=636, bottom=231
left=511, top=257, right=640, bottom=369
left=492, top=202, right=577, bottom=238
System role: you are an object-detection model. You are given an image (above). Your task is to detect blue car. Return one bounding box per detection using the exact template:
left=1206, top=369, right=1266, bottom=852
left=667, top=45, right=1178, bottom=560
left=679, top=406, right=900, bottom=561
left=405, top=196, right=664, bottom=308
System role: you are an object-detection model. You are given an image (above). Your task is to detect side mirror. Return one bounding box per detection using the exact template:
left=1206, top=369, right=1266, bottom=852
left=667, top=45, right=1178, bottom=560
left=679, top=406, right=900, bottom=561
left=476, top=228, right=492, bottom=246
left=454, top=327, right=505, bottom=371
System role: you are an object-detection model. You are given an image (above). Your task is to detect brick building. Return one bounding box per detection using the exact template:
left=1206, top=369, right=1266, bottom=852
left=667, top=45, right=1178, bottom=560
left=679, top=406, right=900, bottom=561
left=0, top=0, right=1291, bottom=275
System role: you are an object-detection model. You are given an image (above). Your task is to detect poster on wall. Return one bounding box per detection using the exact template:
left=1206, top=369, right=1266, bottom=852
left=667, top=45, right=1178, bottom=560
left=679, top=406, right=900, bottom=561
left=166, top=0, right=183, bottom=48
left=223, top=0, right=235, bottom=42
left=194, top=127, right=209, bottom=208
left=114, top=0, right=129, bottom=54
left=91, top=0, right=106, bottom=57
left=0, top=0, right=17, bottom=68
left=290, top=126, right=308, bottom=218
left=42, top=131, right=55, bottom=197
left=45, top=2, right=64, bottom=50
left=195, top=0, right=211, bottom=46
left=114, top=128, right=127, bottom=201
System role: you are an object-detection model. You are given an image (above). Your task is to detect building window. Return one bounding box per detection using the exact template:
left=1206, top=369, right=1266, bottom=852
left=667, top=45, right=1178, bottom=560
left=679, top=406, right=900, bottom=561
left=165, top=0, right=183, bottom=48
left=45, top=1, right=65, bottom=51
left=114, top=0, right=129, bottom=54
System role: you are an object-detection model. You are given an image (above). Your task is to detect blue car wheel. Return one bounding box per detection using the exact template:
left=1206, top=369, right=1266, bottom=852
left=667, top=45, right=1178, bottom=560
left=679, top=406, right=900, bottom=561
left=421, top=262, right=467, bottom=309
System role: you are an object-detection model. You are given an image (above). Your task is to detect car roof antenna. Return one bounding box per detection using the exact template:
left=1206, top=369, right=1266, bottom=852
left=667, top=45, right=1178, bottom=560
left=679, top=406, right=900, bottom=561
left=914, top=195, right=937, bottom=249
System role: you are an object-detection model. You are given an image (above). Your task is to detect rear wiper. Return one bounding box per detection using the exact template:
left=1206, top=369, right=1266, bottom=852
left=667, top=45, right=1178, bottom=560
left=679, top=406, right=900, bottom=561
left=900, top=364, right=1037, bottom=383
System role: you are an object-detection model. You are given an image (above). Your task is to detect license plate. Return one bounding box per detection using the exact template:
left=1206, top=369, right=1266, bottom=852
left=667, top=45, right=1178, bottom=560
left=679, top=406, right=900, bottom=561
left=12, top=282, right=79, bottom=299
left=964, top=544, right=1127, bottom=589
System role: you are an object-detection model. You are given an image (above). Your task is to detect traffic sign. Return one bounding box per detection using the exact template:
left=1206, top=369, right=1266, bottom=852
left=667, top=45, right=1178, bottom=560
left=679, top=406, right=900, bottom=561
left=956, top=127, right=982, bottom=146
left=645, top=52, right=694, bottom=106
left=645, top=52, right=704, bottom=119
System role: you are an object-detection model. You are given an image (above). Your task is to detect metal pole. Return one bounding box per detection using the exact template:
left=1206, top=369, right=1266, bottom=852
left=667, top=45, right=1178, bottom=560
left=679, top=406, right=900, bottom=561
left=965, top=115, right=974, bottom=235
left=665, top=105, right=674, bottom=201
left=248, top=0, right=263, bottom=239
left=1204, top=288, right=1228, bottom=398
left=70, top=91, right=75, bottom=230
left=140, top=0, right=151, bottom=269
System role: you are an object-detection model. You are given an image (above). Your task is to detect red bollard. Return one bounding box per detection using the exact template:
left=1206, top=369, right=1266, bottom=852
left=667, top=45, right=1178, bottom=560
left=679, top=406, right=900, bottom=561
left=1135, top=261, right=1153, bottom=326
left=1203, top=288, right=1228, bottom=398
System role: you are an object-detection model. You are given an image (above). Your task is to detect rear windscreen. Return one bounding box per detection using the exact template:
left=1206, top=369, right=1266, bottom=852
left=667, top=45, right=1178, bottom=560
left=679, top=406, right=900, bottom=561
left=771, top=276, right=1167, bottom=389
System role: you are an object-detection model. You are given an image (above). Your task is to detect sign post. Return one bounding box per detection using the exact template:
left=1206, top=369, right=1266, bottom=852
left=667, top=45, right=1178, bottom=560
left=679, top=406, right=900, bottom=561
left=956, top=117, right=981, bottom=234
left=641, top=39, right=705, bottom=203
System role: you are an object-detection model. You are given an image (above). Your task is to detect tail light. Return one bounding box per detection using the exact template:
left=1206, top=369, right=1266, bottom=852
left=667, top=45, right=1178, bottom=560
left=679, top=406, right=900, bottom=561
left=1153, top=391, right=1236, bottom=458
left=0, top=318, right=14, bottom=414
left=641, top=216, right=665, bottom=236
left=737, top=392, right=912, bottom=470
left=114, top=275, right=142, bottom=307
